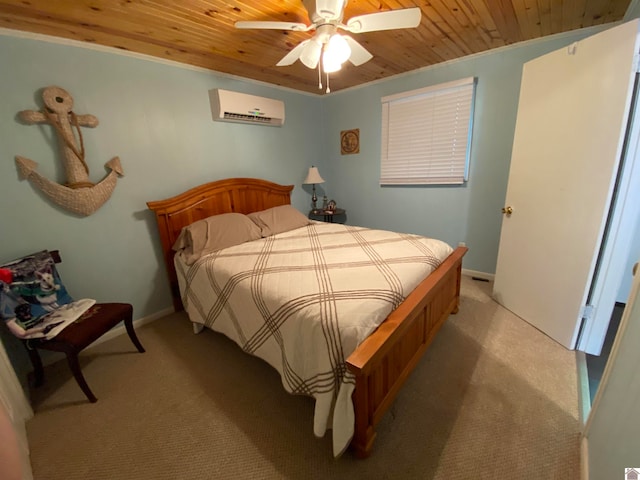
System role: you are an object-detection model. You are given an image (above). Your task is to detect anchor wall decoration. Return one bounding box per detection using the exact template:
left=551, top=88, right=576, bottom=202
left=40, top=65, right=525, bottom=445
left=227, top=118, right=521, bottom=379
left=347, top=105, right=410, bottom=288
left=15, top=86, right=123, bottom=216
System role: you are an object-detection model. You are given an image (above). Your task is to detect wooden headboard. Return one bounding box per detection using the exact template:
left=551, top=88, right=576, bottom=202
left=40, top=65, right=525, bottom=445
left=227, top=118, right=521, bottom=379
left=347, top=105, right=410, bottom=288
left=146, top=177, right=294, bottom=311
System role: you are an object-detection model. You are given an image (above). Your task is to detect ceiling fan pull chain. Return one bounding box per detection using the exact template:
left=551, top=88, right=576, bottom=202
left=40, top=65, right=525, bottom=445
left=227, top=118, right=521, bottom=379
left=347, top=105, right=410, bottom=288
left=318, top=63, right=323, bottom=90
left=326, top=73, right=331, bottom=93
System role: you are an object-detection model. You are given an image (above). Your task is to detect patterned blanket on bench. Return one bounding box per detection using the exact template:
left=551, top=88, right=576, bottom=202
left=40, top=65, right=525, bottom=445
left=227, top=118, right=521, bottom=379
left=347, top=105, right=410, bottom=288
left=0, top=251, right=93, bottom=340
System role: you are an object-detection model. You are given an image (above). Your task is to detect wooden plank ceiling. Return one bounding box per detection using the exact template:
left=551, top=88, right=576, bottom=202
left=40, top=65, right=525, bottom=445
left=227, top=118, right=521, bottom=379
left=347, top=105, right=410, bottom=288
left=0, top=0, right=630, bottom=94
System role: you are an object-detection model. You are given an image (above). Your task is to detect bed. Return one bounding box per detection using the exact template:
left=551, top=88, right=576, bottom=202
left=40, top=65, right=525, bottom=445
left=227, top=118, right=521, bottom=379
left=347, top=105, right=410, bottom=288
left=147, top=177, right=467, bottom=457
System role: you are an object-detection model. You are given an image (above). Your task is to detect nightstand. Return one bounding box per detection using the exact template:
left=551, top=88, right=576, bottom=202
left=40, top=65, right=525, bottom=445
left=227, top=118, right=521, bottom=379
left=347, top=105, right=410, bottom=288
left=309, top=208, right=345, bottom=223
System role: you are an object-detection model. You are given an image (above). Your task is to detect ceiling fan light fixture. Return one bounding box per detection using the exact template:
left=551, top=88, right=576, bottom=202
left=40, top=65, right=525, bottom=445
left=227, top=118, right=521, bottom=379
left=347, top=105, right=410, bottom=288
left=326, top=34, right=351, bottom=64
left=300, top=40, right=322, bottom=69
left=322, top=53, right=342, bottom=73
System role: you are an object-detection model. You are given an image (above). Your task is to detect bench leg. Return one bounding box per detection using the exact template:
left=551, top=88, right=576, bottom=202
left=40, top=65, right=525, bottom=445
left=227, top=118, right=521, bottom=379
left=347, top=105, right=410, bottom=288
left=124, top=318, right=145, bottom=353
left=66, top=353, right=97, bottom=403
left=26, top=346, right=45, bottom=388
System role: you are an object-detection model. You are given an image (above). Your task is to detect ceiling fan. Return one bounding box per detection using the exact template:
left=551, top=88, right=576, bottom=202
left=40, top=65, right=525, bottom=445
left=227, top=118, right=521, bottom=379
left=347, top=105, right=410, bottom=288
left=235, top=0, right=421, bottom=90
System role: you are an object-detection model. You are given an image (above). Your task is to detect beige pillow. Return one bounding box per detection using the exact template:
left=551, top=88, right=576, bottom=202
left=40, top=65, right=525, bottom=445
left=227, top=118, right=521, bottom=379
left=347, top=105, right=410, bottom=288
left=248, top=204, right=311, bottom=237
left=172, top=213, right=261, bottom=265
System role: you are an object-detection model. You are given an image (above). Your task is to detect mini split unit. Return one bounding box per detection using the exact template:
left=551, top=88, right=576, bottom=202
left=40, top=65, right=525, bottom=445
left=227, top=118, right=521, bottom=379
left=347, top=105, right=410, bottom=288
left=208, top=88, right=285, bottom=126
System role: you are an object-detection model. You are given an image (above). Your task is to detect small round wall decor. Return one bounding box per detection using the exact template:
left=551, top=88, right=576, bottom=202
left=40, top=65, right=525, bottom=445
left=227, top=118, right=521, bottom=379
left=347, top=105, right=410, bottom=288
left=340, top=129, right=359, bottom=155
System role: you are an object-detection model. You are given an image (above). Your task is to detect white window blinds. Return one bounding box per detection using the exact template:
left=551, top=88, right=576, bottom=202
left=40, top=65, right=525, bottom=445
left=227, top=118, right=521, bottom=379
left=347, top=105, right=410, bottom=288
left=380, top=77, right=476, bottom=185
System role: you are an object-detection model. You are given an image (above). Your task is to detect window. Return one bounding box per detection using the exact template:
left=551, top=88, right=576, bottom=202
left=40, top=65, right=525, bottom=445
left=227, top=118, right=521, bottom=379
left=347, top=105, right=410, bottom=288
left=380, top=77, right=476, bottom=185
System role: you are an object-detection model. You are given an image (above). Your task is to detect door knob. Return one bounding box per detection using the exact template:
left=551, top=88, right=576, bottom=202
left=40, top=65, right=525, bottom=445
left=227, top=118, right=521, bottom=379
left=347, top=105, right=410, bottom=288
left=502, top=206, right=513, bottom=215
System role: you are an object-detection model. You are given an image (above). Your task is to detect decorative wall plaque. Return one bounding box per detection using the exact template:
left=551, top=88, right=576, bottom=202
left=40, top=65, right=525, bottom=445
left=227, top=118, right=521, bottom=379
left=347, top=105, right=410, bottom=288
left=340, top=129, right=359, bottom=155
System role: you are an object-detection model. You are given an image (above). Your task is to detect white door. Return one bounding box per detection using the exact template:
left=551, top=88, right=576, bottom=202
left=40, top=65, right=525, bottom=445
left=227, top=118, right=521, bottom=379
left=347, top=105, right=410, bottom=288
left=493, top=20, right=640, bottom=349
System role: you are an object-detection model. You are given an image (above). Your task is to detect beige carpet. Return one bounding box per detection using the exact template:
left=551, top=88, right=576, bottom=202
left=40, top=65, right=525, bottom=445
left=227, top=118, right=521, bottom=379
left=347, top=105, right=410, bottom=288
left=25, top=276, right=580, bottom=479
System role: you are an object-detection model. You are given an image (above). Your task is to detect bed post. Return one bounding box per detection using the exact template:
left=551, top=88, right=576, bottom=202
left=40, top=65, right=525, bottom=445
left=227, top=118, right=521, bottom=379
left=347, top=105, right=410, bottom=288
left=351, top=374, right=376, bottom=458
left=451, top=261, right=463, bottom=314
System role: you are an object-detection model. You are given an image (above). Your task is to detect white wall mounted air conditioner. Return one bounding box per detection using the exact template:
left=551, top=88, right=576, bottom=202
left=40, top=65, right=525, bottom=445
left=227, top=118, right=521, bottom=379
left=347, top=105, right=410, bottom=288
left=209, top=88, right=285, bottom=126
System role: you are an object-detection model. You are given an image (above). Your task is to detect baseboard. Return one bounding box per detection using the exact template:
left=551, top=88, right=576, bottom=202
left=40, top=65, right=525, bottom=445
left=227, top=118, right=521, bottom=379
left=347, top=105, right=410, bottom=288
left=461, top=269, right=495, bottom=281
left=581, top=435, right=589, bottom=480
left=575, top=351, right=592, bottom=426
left=577, top=351, right=590, bottom=480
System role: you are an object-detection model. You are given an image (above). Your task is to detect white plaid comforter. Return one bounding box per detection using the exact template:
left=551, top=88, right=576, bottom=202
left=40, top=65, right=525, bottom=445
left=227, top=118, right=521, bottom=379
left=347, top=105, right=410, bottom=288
left=175, top=222, right=453, bottom=456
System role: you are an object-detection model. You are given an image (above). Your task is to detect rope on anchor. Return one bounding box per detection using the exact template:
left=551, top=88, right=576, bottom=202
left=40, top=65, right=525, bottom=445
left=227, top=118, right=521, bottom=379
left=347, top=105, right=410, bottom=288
left=43, top=109, right=89, bottom=175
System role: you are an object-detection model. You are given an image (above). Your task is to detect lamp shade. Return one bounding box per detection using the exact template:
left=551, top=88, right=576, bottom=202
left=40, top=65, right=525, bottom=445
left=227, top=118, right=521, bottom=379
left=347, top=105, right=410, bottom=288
left=300, top=40, right=322, bottom=69
left=327, top=34, right=351, bottom=64
left=322, top=53, right=342, bottom=73
left=303, top=166, right=325, bottom=184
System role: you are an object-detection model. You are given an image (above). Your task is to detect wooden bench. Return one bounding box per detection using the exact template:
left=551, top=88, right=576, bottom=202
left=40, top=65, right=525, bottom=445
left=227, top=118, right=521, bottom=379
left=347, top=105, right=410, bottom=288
left=23, top=252, right=145, bottom=403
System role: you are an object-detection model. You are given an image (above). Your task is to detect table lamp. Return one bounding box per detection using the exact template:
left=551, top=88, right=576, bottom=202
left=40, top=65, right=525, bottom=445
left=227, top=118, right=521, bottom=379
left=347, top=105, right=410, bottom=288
left=303, top=166, right=325, bottom=210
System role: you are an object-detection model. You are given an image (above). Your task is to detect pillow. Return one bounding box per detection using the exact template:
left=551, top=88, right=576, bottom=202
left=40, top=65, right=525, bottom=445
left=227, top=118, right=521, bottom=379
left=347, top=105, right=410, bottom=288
left=0, top=250, right=79, bottom=339
left=172, top=213, right=262, bottom=265
left=248, top=204, right=311, bottom=237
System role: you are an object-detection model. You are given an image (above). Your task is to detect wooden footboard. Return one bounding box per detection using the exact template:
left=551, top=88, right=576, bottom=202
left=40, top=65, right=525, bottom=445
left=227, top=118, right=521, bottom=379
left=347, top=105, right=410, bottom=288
left=347, top=245, right=467, bottom=457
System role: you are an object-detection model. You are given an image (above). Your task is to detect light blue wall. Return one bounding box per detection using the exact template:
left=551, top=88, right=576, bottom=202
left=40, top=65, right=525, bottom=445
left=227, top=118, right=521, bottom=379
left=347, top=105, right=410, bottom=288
left=319, top=27, right=607, bottom=273
left=0, top=33, right=323, bottom=378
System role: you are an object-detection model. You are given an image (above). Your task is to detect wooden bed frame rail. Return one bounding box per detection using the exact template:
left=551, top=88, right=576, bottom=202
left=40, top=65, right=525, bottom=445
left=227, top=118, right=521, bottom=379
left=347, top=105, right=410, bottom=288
left=147, top=178, right=467, bottom=458
left=347, top=245, right=466, bottom=457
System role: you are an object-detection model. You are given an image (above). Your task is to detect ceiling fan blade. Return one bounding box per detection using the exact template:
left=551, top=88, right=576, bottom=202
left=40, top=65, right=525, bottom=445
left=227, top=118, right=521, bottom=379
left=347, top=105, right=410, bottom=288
left=345, top=7, right=421, bottom=33
left=235, top=21, right=310, bottom=31
left=276, top=40, right=309, bottom=66
left=343, top=36, right=373, bottom=66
